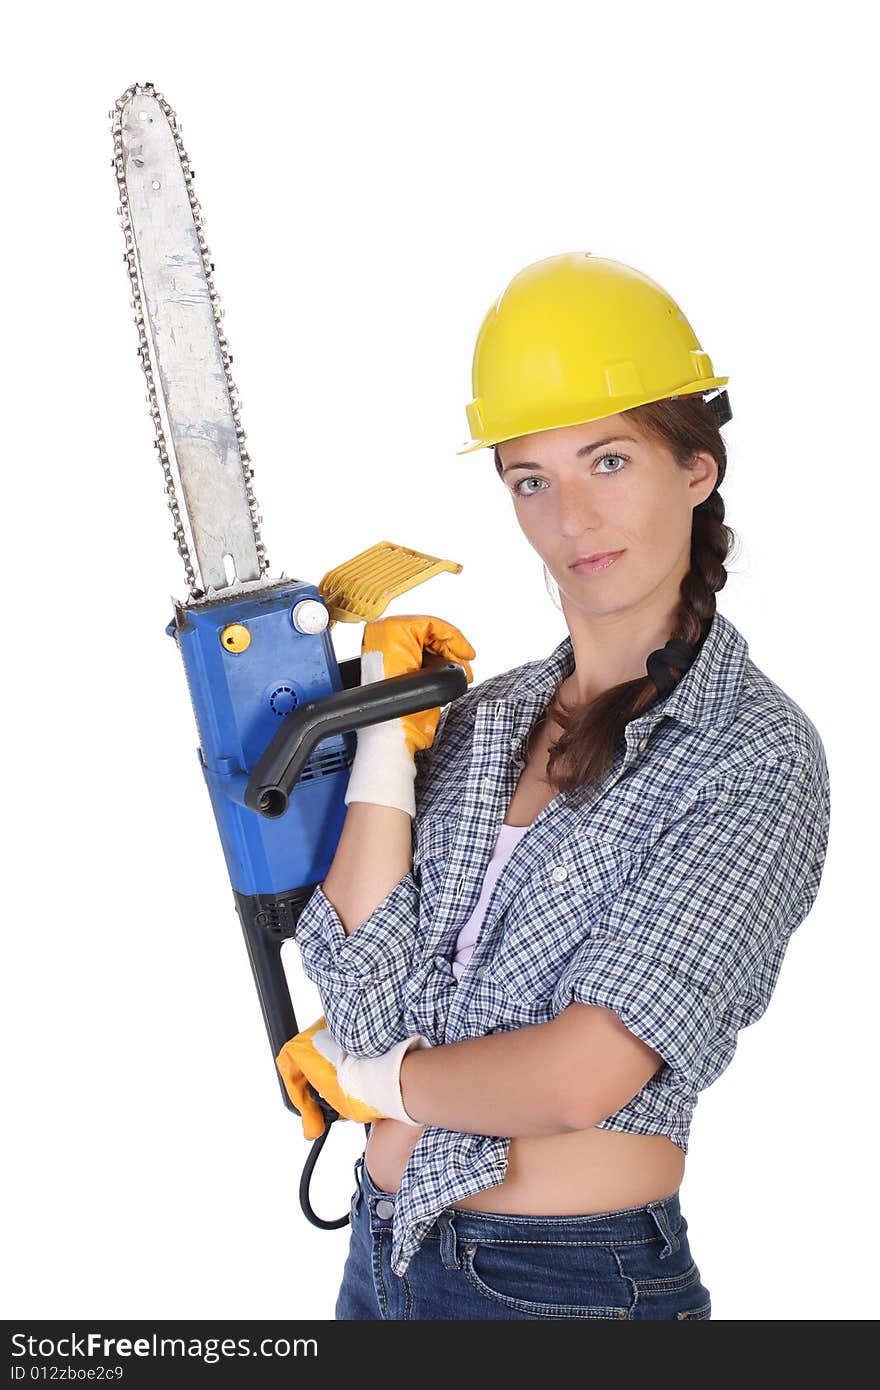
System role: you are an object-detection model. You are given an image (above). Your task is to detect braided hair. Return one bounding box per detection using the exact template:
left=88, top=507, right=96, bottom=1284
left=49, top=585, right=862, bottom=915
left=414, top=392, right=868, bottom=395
left=494, top=392, right=737, bottom=795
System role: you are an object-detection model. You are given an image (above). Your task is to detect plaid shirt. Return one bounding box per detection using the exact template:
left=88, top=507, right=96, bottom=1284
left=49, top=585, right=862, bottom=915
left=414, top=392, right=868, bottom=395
left=295, top=610, right=831, bottom=1277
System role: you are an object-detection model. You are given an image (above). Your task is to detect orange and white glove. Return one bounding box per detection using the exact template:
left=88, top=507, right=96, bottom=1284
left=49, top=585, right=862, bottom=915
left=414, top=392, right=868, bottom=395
left=343, top=614, right=475, bottom=817
left=275, top=1014, right=431, bottom=1140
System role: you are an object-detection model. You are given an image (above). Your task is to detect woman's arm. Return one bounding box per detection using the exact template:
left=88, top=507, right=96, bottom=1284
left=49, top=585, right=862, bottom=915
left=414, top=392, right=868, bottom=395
left=292, top=797, right=419, bottom=1054
left=321, top=800, right=412, bottom=937
left=398, top=1002, right=663, bottom=1138
left=292, top=705, right=453, bottom=1055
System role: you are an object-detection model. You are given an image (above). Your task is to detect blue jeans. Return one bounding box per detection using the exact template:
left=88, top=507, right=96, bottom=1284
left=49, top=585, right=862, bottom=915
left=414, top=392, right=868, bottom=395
left=335, top=1151, right=712, bottom=1320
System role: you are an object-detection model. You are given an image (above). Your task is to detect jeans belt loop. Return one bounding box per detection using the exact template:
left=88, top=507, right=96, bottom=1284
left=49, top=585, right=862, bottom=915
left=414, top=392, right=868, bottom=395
left=646, top=1199, right=681, bottom=1260
left=438, top=1211, right=461, bottom=1271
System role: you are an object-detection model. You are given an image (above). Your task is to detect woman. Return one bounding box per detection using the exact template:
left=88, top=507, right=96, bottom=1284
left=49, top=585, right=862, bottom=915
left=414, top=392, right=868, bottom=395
left=278, top=253, right=831, bottom=1319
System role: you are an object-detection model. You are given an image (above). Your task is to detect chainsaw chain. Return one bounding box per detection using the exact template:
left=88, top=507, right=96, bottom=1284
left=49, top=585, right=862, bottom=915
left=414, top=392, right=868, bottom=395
left=110, top=81, right=270, bottom=597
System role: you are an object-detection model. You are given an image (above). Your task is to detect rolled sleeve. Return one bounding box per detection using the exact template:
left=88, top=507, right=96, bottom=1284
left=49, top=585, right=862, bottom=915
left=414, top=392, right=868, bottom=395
left=553, top=938, right=718, bottom=1078
left=294, top=869, right=421, bottom=1056
left=551, top=751, right=830, bottom=1081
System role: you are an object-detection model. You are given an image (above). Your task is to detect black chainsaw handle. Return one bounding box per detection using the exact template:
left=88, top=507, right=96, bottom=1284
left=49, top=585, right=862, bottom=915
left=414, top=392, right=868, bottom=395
left=244, top=660, right=468, bottom=818
left=233, top=882, right=358, bottom=1229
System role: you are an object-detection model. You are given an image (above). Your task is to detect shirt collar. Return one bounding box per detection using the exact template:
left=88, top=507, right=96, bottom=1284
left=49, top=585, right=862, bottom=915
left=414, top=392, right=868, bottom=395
left=511, top=608, right=749, bottom=732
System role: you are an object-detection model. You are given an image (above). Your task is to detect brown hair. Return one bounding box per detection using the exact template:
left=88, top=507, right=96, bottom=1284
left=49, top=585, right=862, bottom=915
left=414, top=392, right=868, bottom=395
left=493, top=393, right=737, bottom=795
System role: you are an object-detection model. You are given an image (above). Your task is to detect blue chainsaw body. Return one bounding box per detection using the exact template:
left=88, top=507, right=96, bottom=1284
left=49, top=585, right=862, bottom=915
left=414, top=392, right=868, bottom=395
left=166, top=578, right=352, bottom=898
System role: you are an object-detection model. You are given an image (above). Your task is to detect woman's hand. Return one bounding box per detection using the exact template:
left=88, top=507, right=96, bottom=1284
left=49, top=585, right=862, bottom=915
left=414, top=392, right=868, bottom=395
left=360, top=613, right=475, bottom=753
left=344, top=614, right=476, bottom=816
left=275, top=1014, right=432, bottom=1140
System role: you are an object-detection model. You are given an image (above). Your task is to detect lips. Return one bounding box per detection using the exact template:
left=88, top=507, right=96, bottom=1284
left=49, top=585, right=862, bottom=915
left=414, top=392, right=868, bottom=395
left=570, top=550, right=623, bottom=567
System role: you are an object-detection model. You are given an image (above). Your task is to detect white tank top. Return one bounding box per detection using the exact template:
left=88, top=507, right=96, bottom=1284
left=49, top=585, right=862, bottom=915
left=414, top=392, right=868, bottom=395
left=451, top=822, right=531, bottom=983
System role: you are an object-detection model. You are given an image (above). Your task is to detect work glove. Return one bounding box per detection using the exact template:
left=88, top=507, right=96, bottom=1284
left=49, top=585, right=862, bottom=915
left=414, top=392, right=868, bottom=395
left=275, top=1014, right=432, bottom=1140
left=344, top=614, right=475, bottom=817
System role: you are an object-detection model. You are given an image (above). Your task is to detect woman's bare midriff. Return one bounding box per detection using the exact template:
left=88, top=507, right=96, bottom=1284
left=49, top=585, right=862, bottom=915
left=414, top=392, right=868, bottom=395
left=365, top=1118, right=684, bottom=1210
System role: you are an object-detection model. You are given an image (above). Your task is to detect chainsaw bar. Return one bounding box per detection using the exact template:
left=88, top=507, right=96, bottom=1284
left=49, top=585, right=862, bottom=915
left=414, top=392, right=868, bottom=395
left=110, top=82, right=270, bottom=598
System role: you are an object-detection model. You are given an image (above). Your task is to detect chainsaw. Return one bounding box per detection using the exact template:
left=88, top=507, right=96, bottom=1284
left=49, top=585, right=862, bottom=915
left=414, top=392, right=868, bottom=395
left=109, top=81, right=468, bottom=1230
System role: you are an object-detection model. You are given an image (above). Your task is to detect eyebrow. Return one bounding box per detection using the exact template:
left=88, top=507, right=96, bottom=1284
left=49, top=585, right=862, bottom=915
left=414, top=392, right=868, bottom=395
left=500, top=435, right=640, bottom=476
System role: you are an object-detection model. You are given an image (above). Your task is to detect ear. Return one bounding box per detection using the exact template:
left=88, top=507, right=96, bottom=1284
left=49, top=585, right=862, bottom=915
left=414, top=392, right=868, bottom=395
left=689, top=451, right=718, bottom=507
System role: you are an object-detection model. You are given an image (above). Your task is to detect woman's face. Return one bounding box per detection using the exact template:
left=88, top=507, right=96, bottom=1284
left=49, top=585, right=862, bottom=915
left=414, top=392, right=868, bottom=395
left=496, top=414, right=718, bottom=621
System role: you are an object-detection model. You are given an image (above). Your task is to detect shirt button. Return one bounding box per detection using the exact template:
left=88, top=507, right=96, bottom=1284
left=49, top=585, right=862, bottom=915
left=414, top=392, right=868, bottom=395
left=551, top=865, right=568, bottom=882
left=375, top=1199, right=395, bottom=1218
left=475, top=965, right=488, bottom=979
left=637, top=737, right=648, bottom=753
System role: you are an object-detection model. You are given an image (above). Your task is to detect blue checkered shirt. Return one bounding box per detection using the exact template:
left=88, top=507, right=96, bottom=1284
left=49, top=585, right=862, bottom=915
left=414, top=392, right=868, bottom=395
left=295, top=610, right=831, bottom=1277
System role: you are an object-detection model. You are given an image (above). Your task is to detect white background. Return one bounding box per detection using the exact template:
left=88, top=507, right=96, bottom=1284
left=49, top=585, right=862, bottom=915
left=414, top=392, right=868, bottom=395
left=4, top=0, right=875, bottom=1323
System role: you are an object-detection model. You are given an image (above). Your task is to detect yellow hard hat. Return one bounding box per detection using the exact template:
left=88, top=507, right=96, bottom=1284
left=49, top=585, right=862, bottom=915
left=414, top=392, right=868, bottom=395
left=458, top=252, right=730, bottom=454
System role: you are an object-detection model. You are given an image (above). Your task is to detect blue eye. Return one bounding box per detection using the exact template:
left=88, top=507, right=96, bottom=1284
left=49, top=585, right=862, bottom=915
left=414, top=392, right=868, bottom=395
left=511, top=452, right=628, bottom=497
left=512, top=475, right=545, bottom=497
left=595, top=451, right=628, bottom=475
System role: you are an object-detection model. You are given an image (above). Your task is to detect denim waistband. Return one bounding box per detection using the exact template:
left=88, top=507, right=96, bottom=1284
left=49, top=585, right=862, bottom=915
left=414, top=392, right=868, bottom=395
left=355, top=1150, right=684, bottom=1261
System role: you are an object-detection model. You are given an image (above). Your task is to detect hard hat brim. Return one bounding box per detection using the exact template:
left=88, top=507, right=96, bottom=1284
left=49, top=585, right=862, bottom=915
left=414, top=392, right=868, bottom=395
left=455, top=378, right=729, bottom=455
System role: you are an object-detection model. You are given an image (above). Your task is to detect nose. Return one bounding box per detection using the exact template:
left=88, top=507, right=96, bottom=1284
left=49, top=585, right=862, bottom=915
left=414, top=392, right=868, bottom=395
left=554, top=476, right=603, bottom=535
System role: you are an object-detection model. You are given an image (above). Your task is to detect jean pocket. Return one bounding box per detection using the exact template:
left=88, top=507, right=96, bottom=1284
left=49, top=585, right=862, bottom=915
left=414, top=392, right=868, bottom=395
left=613, top=1212, right=711, bottom=1319
left=630, top=1258, right=703, bottom=1296
left=676, top=1298, right=712, bottom=1319
left=460, top=1238, right=632, bottom=1320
